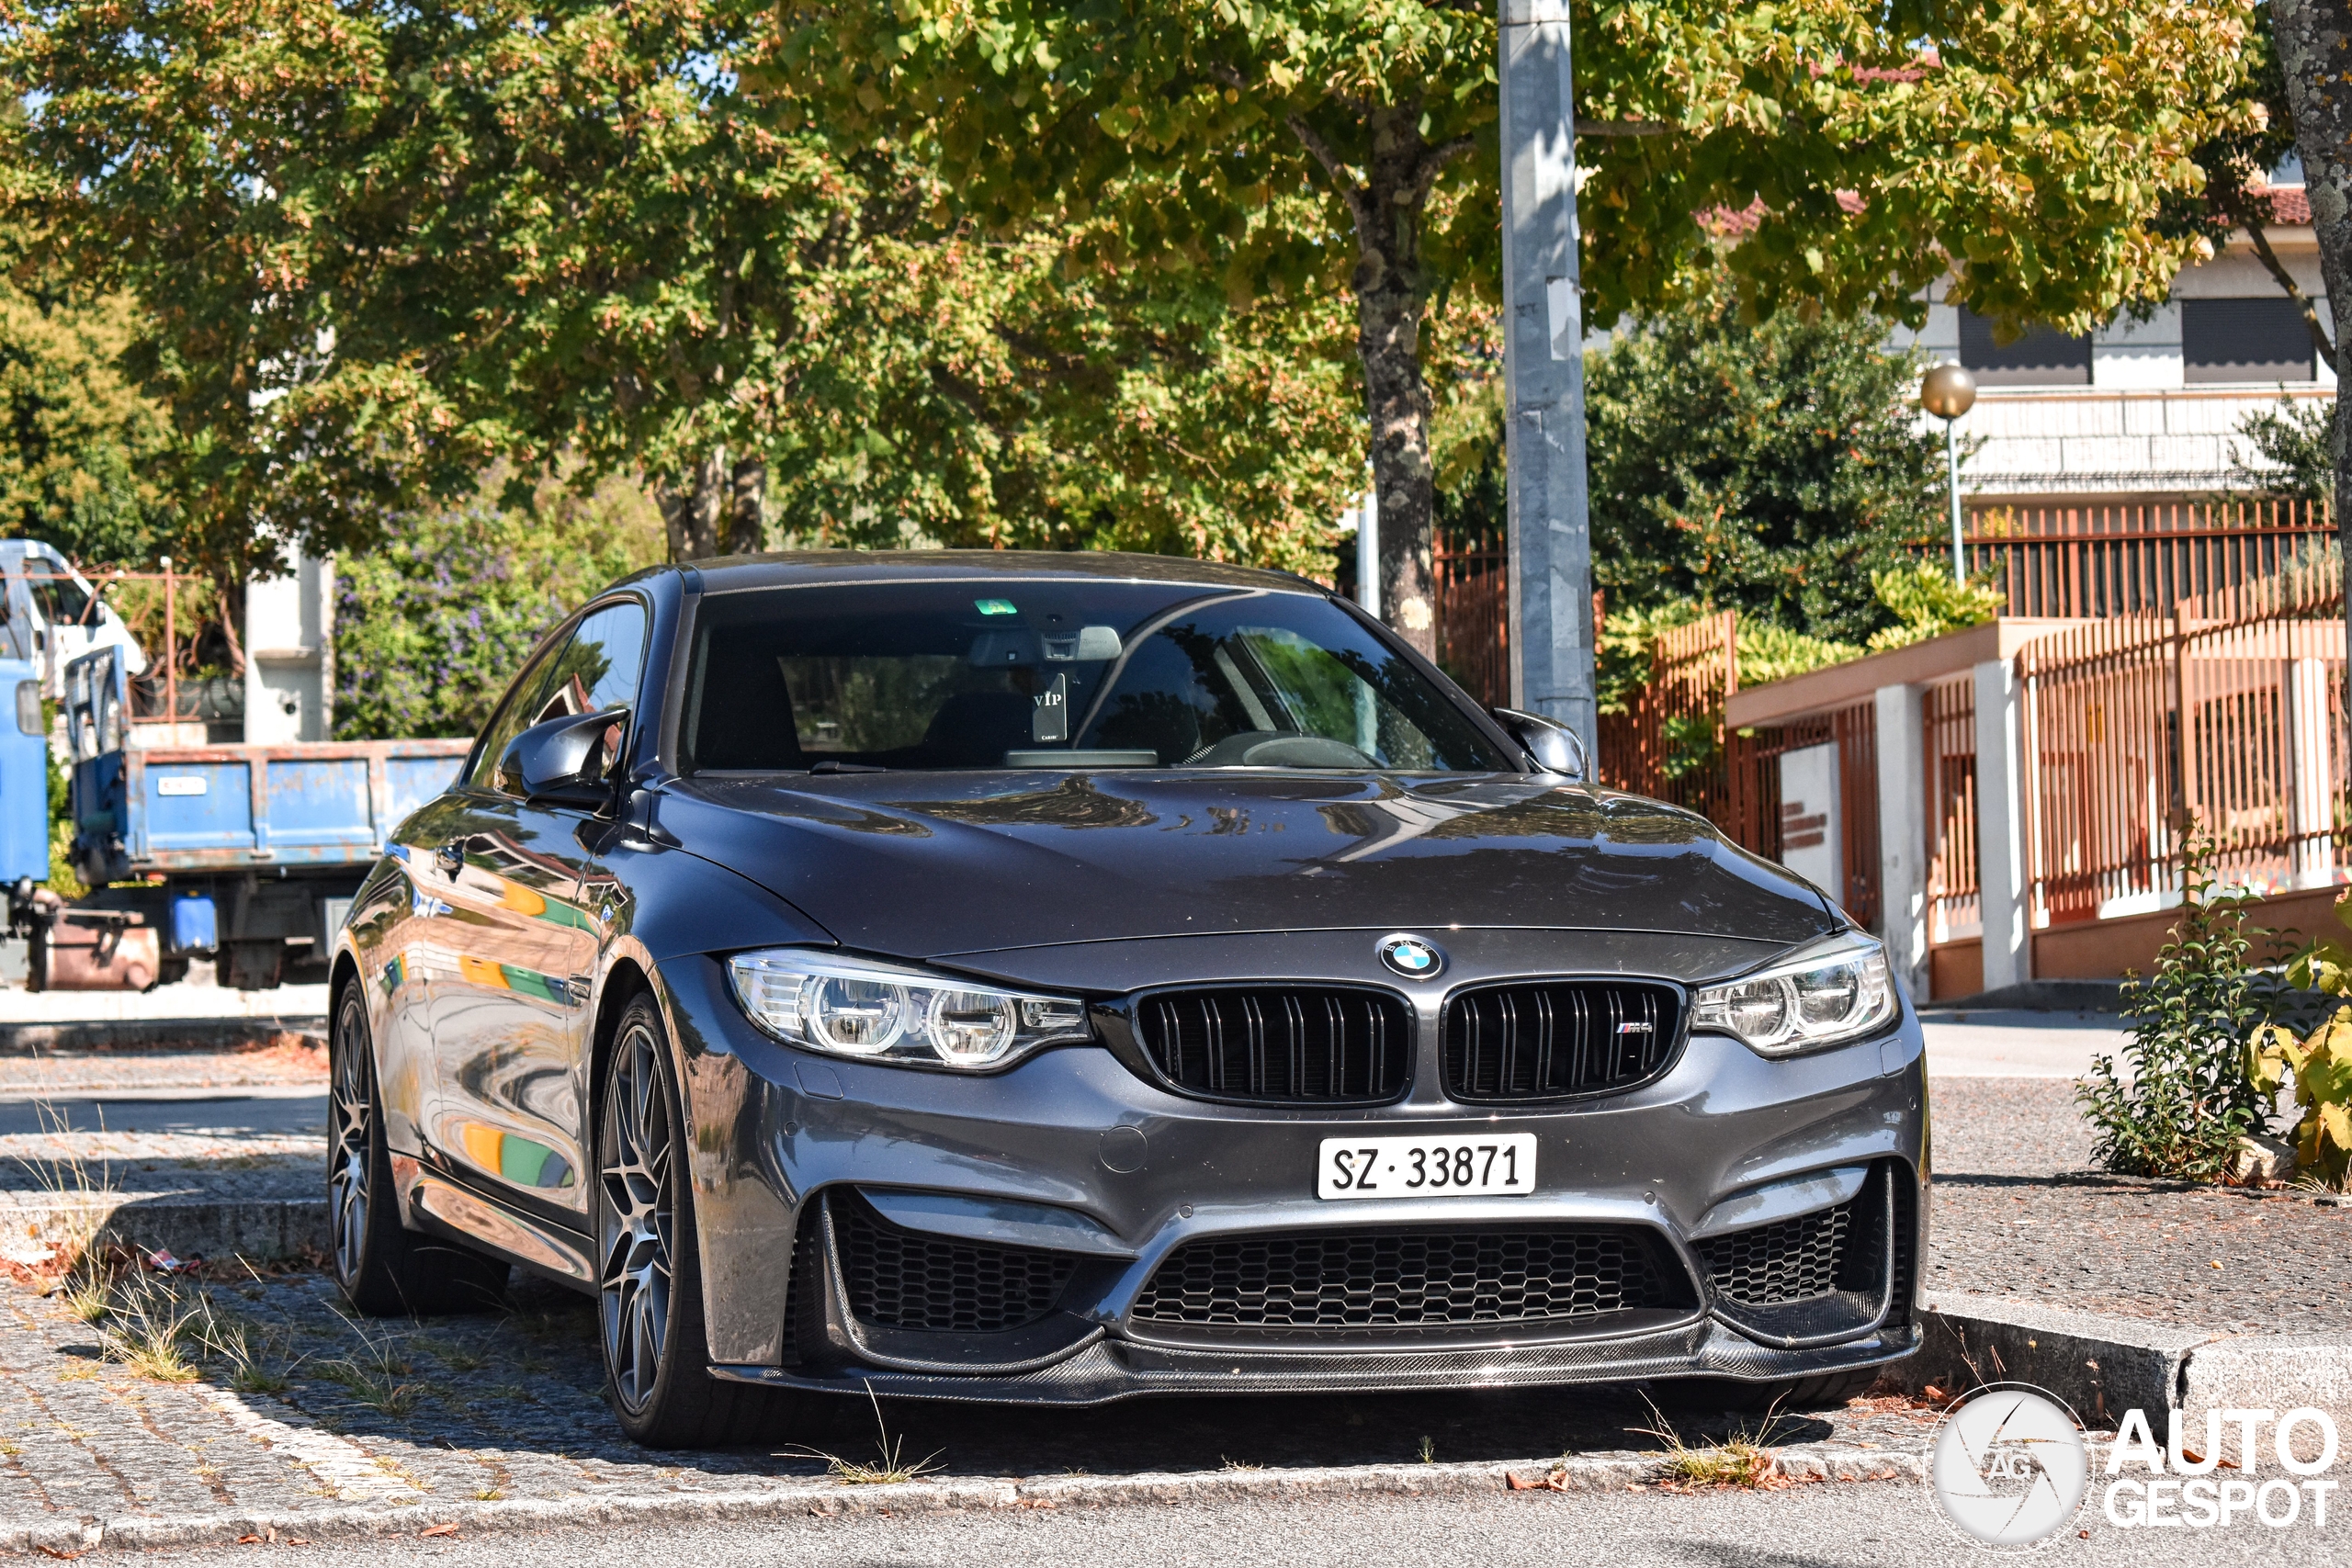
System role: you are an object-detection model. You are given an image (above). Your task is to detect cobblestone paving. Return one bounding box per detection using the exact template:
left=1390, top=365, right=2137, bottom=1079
left=0, top=1039, right=326, bottom=1097
left=1927, top=1077, right=2350, bottom=1330
left=0, top=1265, right=1941, bottom=1544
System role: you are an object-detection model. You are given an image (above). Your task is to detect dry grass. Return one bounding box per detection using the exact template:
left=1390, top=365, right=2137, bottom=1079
left=786, top=1388, right=943, bottom=1485
left=96, top=1273, right=206, bottom=1382
left=1633, top=1396, right=1795, bottom=1492
left=316, top=1308, right=424, bottom=1416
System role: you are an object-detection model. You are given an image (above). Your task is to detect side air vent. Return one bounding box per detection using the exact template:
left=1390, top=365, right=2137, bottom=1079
left=1133, top=987, right=1410, bottom=1105
left=1442, top=980, right=1683, bottom=1101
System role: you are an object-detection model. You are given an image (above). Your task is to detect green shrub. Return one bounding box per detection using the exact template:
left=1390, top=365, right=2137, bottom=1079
left=2075, top=823, right=2276, bottom=1180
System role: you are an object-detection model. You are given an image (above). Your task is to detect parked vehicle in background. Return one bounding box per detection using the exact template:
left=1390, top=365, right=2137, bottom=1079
left=58, top=643, right=468, bottom=988
left=326, top=551, right=1926, bottom=1450
left=0, top=540, right=469, bottom=991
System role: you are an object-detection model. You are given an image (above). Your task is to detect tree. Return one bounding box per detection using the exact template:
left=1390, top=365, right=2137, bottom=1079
left=0, top=242, right=174, bottom=564
left=2153, top=11, right=2324, bottom=356
left=2232, top=396, right=2334, bottom=501
left=768, top=0, right=2264, bottom=653
left=1436, top=288, right=1943, bottom=647
left=2274, top=0, right=2352, bottom=645
left=4, top=0, right=1371, bottom=579
left=334, top=469, right=662, bottom=740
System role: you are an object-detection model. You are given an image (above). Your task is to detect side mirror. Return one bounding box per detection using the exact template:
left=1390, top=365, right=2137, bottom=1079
left=1493, top=707, right=1589, bottom=781
left=499, top=707, right=629, bottom=806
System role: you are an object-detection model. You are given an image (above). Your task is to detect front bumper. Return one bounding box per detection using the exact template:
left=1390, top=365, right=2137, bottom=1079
left=658, top=937, right=1930, bottom=1404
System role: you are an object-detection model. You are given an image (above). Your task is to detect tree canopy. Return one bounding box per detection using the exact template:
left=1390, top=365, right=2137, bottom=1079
left=768, top=0, right=2265, bottom=650
left=1, top=0, right=1367, bottom=581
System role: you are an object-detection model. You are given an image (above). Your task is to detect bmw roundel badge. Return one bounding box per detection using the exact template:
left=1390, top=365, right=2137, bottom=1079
left=1376, top=933, right=1445, bottom=980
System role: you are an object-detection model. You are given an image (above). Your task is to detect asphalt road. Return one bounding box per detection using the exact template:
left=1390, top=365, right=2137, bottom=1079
left=0, top=1085, right=324, bottom=1137
left=134, top=1486, right=2350, bottom=1567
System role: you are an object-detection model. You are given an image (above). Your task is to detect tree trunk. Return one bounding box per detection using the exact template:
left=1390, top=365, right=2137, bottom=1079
left=1357, top=107, right=1443, bottom=658
left=1297, top=103, right=1453, bottom=660
left=2273, top=0, right=2352, bottom=682
left=658, top=446, right=728, bottom=561
left=728, top=457, right=766, bottom=555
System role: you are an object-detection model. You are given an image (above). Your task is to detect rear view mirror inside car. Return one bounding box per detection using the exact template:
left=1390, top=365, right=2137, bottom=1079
left=1044, top=626, right=1121, bottom=661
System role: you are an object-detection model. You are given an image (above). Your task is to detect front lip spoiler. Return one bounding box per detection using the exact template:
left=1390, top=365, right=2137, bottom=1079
left=713, top=1319, right=1921, bottom=1407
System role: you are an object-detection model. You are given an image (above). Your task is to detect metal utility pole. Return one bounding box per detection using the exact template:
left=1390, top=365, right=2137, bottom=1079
left=1499, top=0, right=1595, bottom=753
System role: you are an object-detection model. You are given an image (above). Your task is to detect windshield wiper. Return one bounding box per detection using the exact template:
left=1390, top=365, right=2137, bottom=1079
left=808, top=760, right=889, bottom=774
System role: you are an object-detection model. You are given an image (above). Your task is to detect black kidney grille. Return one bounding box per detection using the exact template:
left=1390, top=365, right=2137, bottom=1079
left=832, top=1196, right=1078, bottom=1334
left=1136, top=987, right=1409, bottom=1103
left=1442, top=981, right=1681, bottom=1101
left=1697, top=1201, right=1851, bottom=1306
left=1130, top=1227, right=1685, bottom=1329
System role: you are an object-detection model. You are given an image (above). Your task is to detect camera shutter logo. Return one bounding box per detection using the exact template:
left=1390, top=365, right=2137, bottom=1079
left=1928, top=1385, right=2090, bottom=1547
left=1376, top=934, right=1444, bottom=980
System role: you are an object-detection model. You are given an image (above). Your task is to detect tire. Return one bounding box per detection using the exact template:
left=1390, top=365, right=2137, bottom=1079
left=597, top=993, right=812, bottom=1448
left=329, top=980, right=510, bottom=1316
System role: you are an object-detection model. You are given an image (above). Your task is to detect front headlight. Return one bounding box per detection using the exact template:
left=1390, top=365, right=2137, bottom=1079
left=1690, top=931, right=1896, bottom=1056
left=727, top=949, right=1091, bottom=1070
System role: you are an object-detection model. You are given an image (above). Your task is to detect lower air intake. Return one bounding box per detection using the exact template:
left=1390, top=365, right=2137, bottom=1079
left=832, top=1195, right=1078, bottom=1334
left=1130, top=1227, right=1689, bottom=1329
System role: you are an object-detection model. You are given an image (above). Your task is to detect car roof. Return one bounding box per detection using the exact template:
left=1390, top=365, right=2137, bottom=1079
left=668, top=549, right=1327, bottom=597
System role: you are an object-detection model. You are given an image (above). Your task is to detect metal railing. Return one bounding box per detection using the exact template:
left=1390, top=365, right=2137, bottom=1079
left=1433, top=525, right=1510, bottom=708
left=2015, top=554, right=2347, bottom=922
left=1724, top=703, right=1882, bottom=929
left=1924, top=674, right=1980, bottom=943
left=1961, top=498, right=2333, bottom=619
left=1598, top=612, right=1738, bottom=821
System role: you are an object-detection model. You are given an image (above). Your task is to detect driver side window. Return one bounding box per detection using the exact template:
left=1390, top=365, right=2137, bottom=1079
left=469, top=600, right=650, bottom=793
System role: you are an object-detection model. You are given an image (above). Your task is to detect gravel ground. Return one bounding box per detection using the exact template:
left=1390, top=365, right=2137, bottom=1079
left=1926, top=1076, right=2350, bottom=1330
left=0, top=1039, right=326, bottom=1096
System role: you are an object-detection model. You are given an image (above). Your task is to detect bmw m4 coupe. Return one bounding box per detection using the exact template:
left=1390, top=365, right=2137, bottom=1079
left=329, top=551, right=1926, bottom=1448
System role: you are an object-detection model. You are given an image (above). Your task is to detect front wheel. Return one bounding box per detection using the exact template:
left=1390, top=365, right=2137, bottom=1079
left=597, top=993, right=814, bottom=1448
left=328, top=981, right=509, bottom=1315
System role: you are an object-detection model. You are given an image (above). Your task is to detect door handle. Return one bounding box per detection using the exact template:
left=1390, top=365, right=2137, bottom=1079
left=435, top=839, right=466, bottom=876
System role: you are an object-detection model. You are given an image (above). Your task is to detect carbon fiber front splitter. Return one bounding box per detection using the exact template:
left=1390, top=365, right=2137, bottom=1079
left=710, top=1318, right=1922, bottom=1407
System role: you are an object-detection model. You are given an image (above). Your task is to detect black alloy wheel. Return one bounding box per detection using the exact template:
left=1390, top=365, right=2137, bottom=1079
left=328, top=980, right=509, bottom=1316
left=596, top=993, right=809, bottom=1447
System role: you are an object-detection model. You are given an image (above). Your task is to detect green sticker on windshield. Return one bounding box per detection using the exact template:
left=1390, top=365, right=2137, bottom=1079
left=975, top=598, right=1017, bottom=616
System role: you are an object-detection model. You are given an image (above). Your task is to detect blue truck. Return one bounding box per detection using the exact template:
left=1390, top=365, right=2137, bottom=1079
left=33, top=638, right=469, bottom=990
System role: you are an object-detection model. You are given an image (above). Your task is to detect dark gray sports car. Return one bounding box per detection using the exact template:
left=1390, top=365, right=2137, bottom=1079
left=329, top=551, right=1926, bottom=1448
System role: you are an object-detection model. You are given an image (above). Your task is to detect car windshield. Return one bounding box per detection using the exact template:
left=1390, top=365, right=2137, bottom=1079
left=679, top=581, right=1513, bottom=773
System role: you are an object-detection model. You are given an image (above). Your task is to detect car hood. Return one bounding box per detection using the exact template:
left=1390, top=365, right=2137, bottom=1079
left=658, top=771, right=1839, bottom=963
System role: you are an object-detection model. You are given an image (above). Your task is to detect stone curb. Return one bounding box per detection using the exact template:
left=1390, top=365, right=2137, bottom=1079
left=0, top=1193, right=326, bottom=1263
left=1894, top=1292, right=2352, bottom=1430
left=0, top=1018, right=327, bottom=1055
left=2, top=1446, right=1927, bottom=1554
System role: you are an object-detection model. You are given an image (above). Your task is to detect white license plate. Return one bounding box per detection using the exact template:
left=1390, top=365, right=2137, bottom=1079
left=1317, top=1133, right=1537, bottom=1200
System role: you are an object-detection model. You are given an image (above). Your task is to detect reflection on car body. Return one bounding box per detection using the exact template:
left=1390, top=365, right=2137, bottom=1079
left=325, top=551, right=1926, bottom=1450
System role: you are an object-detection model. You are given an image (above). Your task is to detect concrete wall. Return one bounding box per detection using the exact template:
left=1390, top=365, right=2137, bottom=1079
left=243, top=547, right=334, bottom=744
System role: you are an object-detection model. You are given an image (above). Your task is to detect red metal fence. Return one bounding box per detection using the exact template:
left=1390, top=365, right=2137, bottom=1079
left=1433, top=524, right=1510, bottom=708
left=1961, top=499, right=2333, bottom=619
left=1724, top=704, right=1882, bottom=928
left=2016, top=554, right=2348, bottom=922
left=1598, top=613, right=1738, bottom=822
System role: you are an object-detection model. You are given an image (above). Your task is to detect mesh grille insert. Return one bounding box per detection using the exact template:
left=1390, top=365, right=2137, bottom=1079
left=1130, top=1227, right=1684, bottom=1328
left=1696, top=1201, right=1851, bottom=1306
left=1442, top=981, right=1681, bottom=1101
left=1135, top=987, right=1409, bottom=1104
left=833, top=1197, right=1079, bottom=1334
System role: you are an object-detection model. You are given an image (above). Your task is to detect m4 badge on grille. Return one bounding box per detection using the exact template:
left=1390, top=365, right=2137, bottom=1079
left=1376, top=933, right=1445, bottom=980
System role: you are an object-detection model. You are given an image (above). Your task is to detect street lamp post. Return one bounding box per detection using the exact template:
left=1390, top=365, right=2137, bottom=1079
left=1499, top=0, right=1596, bottom=752
left=1920, top=363, right=1977, bottom=585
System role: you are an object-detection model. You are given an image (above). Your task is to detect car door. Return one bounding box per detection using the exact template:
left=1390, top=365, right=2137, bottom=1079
left=425, top=598, right=650, bottom=1221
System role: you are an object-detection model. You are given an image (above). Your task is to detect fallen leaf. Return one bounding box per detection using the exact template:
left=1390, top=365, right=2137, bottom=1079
left=33, top=1548, right=81, bottom=1562
left=2211, top=1260, right=2224, bottom=1269
left=288, top=1541, right=311, bottom=1548
left=2078, top=1530, right=2091, bottom=1540
left=419, top=1523, right=458, bottom=1539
